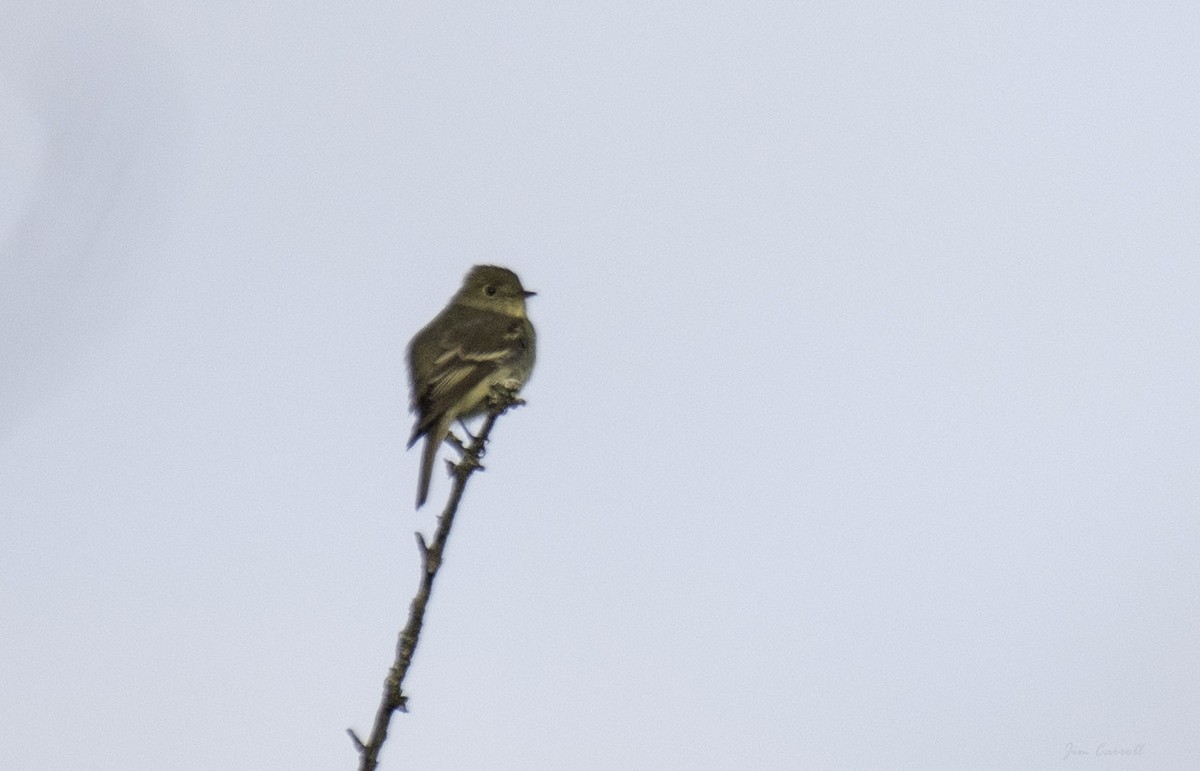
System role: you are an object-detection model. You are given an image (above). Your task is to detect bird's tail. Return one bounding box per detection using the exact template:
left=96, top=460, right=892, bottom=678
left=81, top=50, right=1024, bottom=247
left=415, top=416, right=449, bottom=508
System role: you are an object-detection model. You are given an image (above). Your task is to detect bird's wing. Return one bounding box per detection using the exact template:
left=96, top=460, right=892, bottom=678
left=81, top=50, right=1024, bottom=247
left=409, top=311, right=526, bottom=443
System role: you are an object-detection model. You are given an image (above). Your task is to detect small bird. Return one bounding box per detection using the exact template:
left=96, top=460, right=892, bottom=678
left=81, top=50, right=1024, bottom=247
left=407, top=265, right=537, bottom=508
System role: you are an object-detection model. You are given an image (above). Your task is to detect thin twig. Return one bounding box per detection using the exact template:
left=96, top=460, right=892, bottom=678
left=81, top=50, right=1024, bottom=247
left=350, top=386, right=526, bottom=771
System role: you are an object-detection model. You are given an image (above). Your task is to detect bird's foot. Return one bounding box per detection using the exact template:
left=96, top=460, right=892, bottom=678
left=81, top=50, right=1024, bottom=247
left=486, top=384, right=526, bottom=414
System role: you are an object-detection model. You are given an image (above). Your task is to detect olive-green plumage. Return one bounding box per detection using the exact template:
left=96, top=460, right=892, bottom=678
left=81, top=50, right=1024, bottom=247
left=407, top=265, right=536, bottom=508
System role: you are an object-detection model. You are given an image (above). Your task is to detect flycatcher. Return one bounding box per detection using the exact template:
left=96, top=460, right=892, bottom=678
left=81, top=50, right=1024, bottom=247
left=407, top=265, right=537, bottom=508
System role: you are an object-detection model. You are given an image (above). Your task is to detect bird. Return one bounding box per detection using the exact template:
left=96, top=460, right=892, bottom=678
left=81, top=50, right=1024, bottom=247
left=406, top=265, right=537, bottom=508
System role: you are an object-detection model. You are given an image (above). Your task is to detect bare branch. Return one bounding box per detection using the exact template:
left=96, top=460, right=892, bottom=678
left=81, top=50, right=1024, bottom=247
left=350, top=385, right=526, bottom=770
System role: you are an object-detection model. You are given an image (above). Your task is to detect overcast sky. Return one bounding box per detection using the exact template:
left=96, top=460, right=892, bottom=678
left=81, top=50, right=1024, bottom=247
left=2, top=2, right=1198, bottom=769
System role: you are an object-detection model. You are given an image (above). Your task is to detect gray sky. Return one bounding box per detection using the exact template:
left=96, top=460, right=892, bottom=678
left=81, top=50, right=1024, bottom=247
left=2, top=2, right=1198, bottom=769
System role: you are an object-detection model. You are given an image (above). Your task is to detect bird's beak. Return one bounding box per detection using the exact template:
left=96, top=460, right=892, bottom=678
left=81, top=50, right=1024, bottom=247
left=523, top=290, right=537, bottom=297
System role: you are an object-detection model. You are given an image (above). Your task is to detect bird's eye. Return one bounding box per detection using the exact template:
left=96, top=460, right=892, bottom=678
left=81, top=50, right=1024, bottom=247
left=484, top=285, right=497, bottom=296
